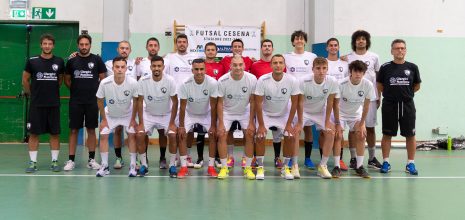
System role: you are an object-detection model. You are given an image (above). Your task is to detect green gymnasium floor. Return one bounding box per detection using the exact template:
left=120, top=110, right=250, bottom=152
left=1, top=144, right=464, bottom=220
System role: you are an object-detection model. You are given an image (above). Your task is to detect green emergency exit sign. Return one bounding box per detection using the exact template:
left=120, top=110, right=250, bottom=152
left=11, top=9, right=27, bottom=19
left=32, top=7, right=56, bottom=19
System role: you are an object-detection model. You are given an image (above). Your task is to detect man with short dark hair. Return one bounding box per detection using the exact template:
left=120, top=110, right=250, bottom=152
left=220, top=39, right=254, bottom=73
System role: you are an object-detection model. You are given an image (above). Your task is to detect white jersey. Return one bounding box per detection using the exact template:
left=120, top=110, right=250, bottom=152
left=164, top=52, right=198, bottom=90
left=338, top=77, right=376, bottom=119
left=105, top=59, right=138, bottom=79
left=96, top=75, right=138, bottom=117
left=300, top=75, right=340, bottom=114
left=327, top=59, right=349, bottom=82
left=136, top=57, right=170, bottom=78
left=137, top=74, right=176, bottom=116
left=218, top=71, right=257, bottom=115
left=179, top=75, right=218, bottom=115
left=347, top=51, right=380, bottom=99
left=283, top=51, right=317, bottom=80
left=254, top=73, right=300, bottom=117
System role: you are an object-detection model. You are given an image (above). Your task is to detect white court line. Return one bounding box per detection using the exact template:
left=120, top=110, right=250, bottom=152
left=1, top=174, right=465, bottom=179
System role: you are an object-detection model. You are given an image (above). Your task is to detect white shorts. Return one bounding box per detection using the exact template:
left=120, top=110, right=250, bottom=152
left=185, top=112, right=211, bottom=133
left=339, top=117, right=361, bottom=132
left=303, top=111, right=326, bottom=131
left=223, top=112, right=250, bottom=132
left=100, top=108, right=135, bottom=135
left=143, top=111, right=173, bottom=135
left=257, top=113, right=295, bottom=137
left=365, top=101, right=378, bottom=127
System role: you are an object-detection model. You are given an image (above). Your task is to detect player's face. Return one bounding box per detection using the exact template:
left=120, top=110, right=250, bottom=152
left=117, top=42, right=131, bottom=58
left=230, top=58, right=244, bottom=76
left=271, top=56, right=285, bottom=74
left=192, top=62, right=206, bottom=83
left=176, top=38, right=188, bottom=53
left=356, top=37, right=367, bottom=50
left=261, top=42, right=273, bottom=56
left=113, top=60, right=127, bottom=77
left=326, top=40, right=339, bottom=55
left=40, top=39, right=54, bottom=55
left=350, top=70, right=365, bottom=84
left=146, top=40, right=159, bottom=57
left=78, top=38, right=91, bottom=55
left=205, top=45, right=217, bottom=59
left=313, top=64, right=328, bottom=83
left=292, top=36, right=306, bottom=49
left=150, top=60, right=164, bottom=78
left=232, top=42, right=243, bottom=55
left=391, top=42, right=407, bottom=61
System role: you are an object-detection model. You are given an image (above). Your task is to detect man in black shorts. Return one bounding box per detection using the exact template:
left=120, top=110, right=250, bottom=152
left=22, top=33, right=65, bottom=173
left=377, top=39, right=421, bottom=175
left=64, top=34, right=107, bottom=171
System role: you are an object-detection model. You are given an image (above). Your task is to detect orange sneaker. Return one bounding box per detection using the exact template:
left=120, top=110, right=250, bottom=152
left=207, top=166, right=218, bottom=177
left=340, top=160, right=348, bottom=171
left=177, top=166, right=189, bottom=179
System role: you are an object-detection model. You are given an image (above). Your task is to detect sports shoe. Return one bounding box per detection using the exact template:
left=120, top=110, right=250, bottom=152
left=355, top=166, right=370, bottom=178
left=281, top=166, right=294, bottom=180
left=128, top=164, right=137, bottom=177
left=51, top=160, right=61, bottom=172
left=113, top=157, right=124, bottom=169
left=169, top=166, right=177, bottom=178
left=331, top=166, right=342, bottom=178
left=304, top=157, right=315, bottom=169
left=380, top=161, right=391, bottom=173
left=135, top=161, right=141, bottom=171
left=217, top=166, right=229, bottom=179
left=405, top=163, right=418, bottom=175
left=207, top=166, right=218, bottom=177
left=349, top=158, right=357, bottom=170
left=274, top=157, right=283, bottom=169
left=256, top=166, right=265, bottom=180
left=368, top=157, right=382, bottom=169
left=243, top=166, right=255, bottom=180
left=25, top=161, right=37, bottom=173
left=227, top=156, right=235, bottom=168
left=194, top=159, right=204, bottom=169
left=317, top=165, right=332, bottom=179
left=215, top=158, right=222, bottom=168
left=159, top=157, right=167, bottom=169
left=87, top=159, right=101, bottom=170
left=241, top=156, right=246, bottom=168
left=139, top=165, right=148, bottom=177
left=186, top=155, right=194, bottom=168
left=340, top=160, right=348, bottom=171
left=96, top=165, right=110, bottom=177
left=177, top=166, right=189, bottom=179
left=291, top=164, right=301, bottom=179
left=63, top=160, right=75, bottom=171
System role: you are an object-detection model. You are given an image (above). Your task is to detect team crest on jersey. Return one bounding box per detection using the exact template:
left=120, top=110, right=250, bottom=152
left=242, top=87, right=248, bottom=93
left=339, top=67, right=343, bottom=72
left=304, top=60, right=310, bottom=65
left=124, top=90, right=130, bottom=96
left=365, top=61, right=370, bottom=66
left=281, top=88, right=287, bottom=94
left=404, top=70, right=411, bottom=76
left=323, top=89, right=328, bottom=94
left=88, top=62, right=94, bottom=69
left=214, top=69, right=218, bottom=75
left=188, top=60, right=193, bottom=65
left=307, top=96, right=312, bottom=100
left=343, top=97, right=347, bottom=102
left=390, top=77, right=396, bottom=84
left=37, top=72, right=44, bottom=79
left=109, top=99, right=115, bottom=104
left=290, top=67, right=295, bottom=72
left=358, top=91, right=364, bottom=97
left=174, top=67, right=180, bottom=72
left=74, top=70, right=81, bottom=77
left=227, top=94, right=233, bottom=99
left=52, top=64, right=58, bottom=71
left=161, top=87, right=167, bottom=94
left=188, top=97, right=194, bottom=102
left=144, top=72, right=149, bottom=76
left=203, top=89, right=209, bottom=96
left=266, top=96, right=272, bottom=100
left=148, top=95, right=153, bottom=101
left=128, top=66, right=133, bottom=71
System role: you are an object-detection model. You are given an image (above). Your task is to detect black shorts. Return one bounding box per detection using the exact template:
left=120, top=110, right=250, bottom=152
left=381, top=100, right=416, bottom=137
left=28, top=105, right=60, bottom=135
left=69, top=102, right=99, bottom=129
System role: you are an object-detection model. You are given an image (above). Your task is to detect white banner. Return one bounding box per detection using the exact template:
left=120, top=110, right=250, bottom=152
left=185, top=25, right=261, bottom=59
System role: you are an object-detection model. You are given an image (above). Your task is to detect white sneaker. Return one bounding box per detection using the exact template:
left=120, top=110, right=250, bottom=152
left=317, top=164, right=332, bottom=179
left=63, top=160, right=75, bottom=171
left=87, top=159, right=101, bottom=170
left=128, top=164, right=137, bottom=177
left=214, top=159, right=222, bottom=168
left=96, top=165, right=110, bottom=177
left=186, top=155, right=194, bottom=168
left=281, top=166, right=294, bottom=180
left=193, top=160, right=204, bottom=169
left=291, top=164, right=301, bottom=179
left=113, top=157, right=124, bottom=169
left=256, top=166, right=265, bottom=180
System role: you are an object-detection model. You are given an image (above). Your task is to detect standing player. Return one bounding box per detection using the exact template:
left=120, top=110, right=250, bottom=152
left=204, top=42, right=225, bottom=80
left=136, top=55, right=179, bottom=177
left=377, top=39, right=421, bottom=175
left=95, top=57, right=138, bottom=177
left=63, top=34, right=106, bottom=171
left=338, top=60, right=376, bottom=178
left=177, top=58, right=218, bottom=178
left=255, top=54, right=301, bottom=180
left=283, top=30, right=317, bottom=169
left=345, top=30, right=382, bottom=170
left=250, top=39, right=284, bottom=168
left=217, top=55, right=257, bottom=179
left=220, top=39, right=254, bottom=73
left=22, top=34, right=65, bottom=173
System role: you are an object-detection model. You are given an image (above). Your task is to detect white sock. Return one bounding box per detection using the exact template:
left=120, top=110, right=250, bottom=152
left=292, top=156, right=298, bottom=165
left=368, top=146, right=375, bottom=160
left=227, top=145, right=234, bottom=157
left=246, top=157, right=253, bottom=167
left=356, top=156, right=364, bottom=168
left=130, top=153, right=136, bottom=166
left=333, top=156, right=340, bottom=168
left=220, top=158, right=227, bottom=167
left=139, top=153, right=147, bottom=166
left=187, top=148, right=191, bottom=155
left=283, top=157, right=291, bottom=168
left=256, top=156, right=264, bottom=166
left=349, top=148, right=356, bottom=158
left=51, top=150, right=59, bottom=161
left=180, top=155, right=187, bottom=167
left=29, top=151, right=38, bottom=162
left=208, top=157, right=215, bottom=166
left=320, top=156, right=329, bottom=166
left=407, top=160, right=414, bottom=164
left=169, top=153, right=176, bottom=166
left=384, top=157, right=390, bottom=163
left=101, top=152, right=109, bottom=167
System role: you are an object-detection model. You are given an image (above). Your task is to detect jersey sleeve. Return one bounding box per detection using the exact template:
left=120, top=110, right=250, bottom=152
left=366, top=82, right=376, bottom=101
left=412, top=63, right=422, bottom=84
left=209, top=79, right=219, bottom=98
left=168, top=77, right=177, bottom=97
left=137, top=80, right=144, bottom=97
left=217, top=80, right=225, bottom=98
left=65, top=59, right=72, bottom=75
left=330, top=80, right=340, bottom=98
left=178, top=83, right=188, bottom=99
left=24, top=59, right=32, bottom=73
left=96, top=83, right=105, bottom=99
left=58, top=58, right=65, bottom=75
left=374, top=54, right=381, bottom=72
left=254, top=78, right=265, bottom=96
left=290, top=77, right=301, bottom=95
left=132, top=82, right=139, bottom=98
left=105, top=61, right=114, bottom=76
left=97, top=56, right=107, bottom=74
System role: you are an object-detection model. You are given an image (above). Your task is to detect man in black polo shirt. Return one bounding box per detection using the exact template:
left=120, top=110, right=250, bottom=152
left=377, top=39, right=421, bottom=175
left=22, top=33, right=65, bottom=173
left=64, top=34, right=107, bottom=171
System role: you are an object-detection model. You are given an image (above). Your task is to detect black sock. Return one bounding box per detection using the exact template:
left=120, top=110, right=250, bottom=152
left=273, top=142, right=281, bottom=158
left=304, top=141, right=313, bottom=158
left=340, top=148, right=344, bottom=160
left=159, top=146, right=166, bottom=159
left=196, top=134, right=205, bottom=161
left=319, top=148, right=323, bottom=159
left=115, top=147, right=122, bottom=158
left=88, top=151, right=95, bottom=160
left=69, top=155, right=75, bottom=161
left=215, top=151, right=220, bottom=160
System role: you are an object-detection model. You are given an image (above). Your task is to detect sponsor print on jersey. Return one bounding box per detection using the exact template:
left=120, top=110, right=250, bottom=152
left=188, top=97, right=194, bottom=102
left=74, top=70, right=93, bottom=79
left=36, top=72, right=57, bottom=81
left=389, top=77, right=410, bottom=86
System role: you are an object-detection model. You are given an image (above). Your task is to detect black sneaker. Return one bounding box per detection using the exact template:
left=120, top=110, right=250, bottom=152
left=331, top=166, right=342, bottom=178
left=349, top=158, right=357, bottom=170
left=355, top=166, right=370, bottom=178
left=368, top=157, right=382, bottom=169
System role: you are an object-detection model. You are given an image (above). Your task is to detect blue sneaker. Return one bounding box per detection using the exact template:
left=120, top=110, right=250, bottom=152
left=304, top=158, right=315, bottom=169
left=169, top=166, right=177, bottom=178
left=380, top=161, right=391, bottom=173
left=405, top=163, right=418, bottom=175
left=139, top=165, right=148, bottom=177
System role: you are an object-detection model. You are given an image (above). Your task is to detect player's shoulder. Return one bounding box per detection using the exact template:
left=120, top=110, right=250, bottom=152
left=304, top=51, right=317, bottom=58
left=101, top=76, right=113, bottom=85
left=380, top=61, right=392, bottom=68
left=126, top=76, right=138, bottom=84
left=139, top=74, right=151, bottom=82
left=219, top=72, right=231, bottom=82
left=302, top=74, right=313, bottom=83
left=259, top=73, right=272, bottom=81
left=339, top=77, right=350, bottom=85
